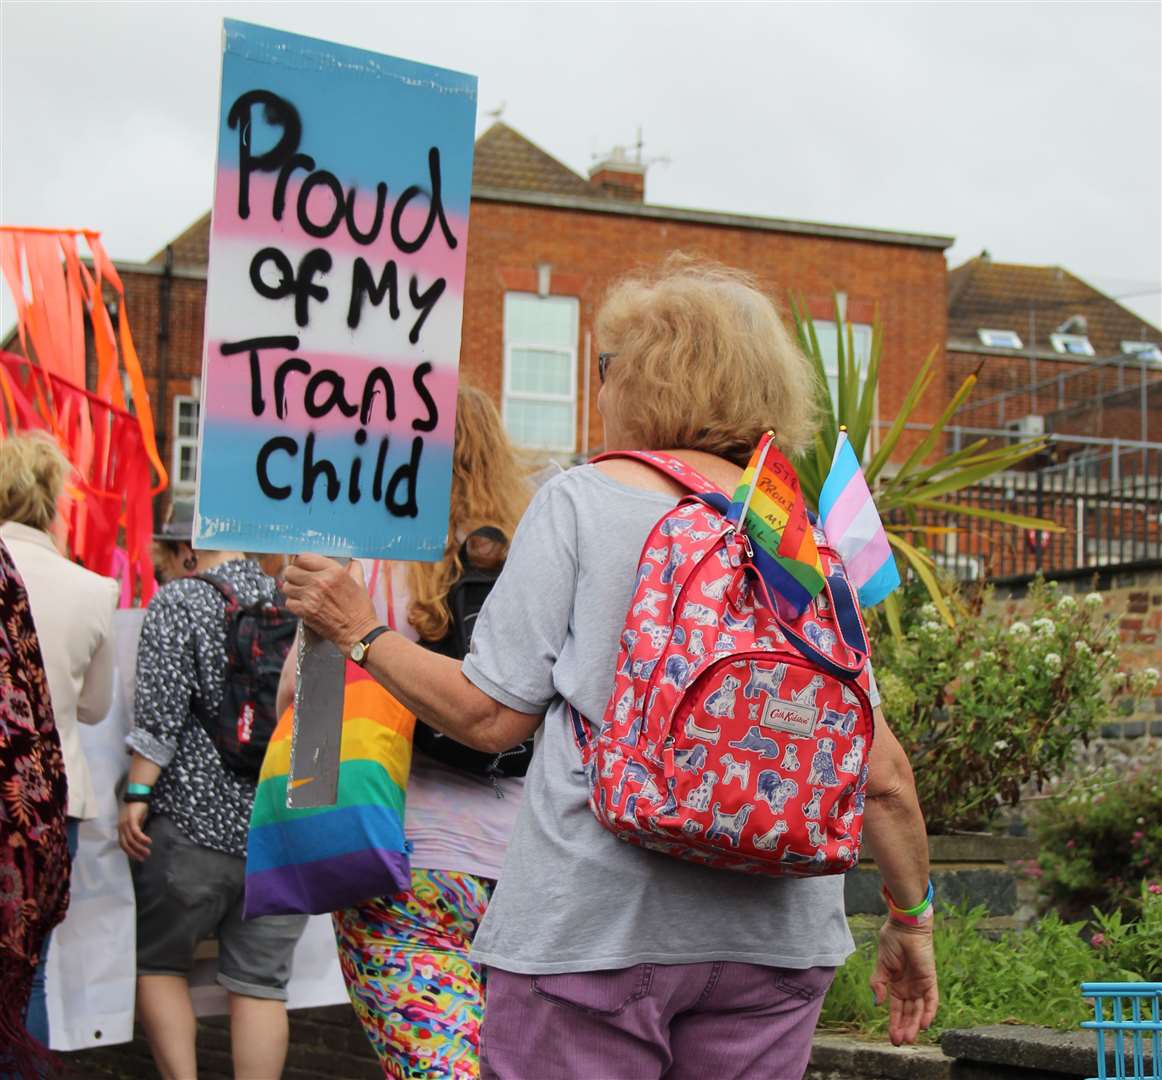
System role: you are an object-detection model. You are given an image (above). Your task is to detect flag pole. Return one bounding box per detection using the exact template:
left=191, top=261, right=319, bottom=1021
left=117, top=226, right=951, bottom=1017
left=735, top=430, right=776, bottom=538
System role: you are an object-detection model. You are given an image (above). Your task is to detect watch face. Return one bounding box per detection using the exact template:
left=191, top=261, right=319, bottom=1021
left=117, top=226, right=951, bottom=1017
left=351, top=641, right=366, bottom=663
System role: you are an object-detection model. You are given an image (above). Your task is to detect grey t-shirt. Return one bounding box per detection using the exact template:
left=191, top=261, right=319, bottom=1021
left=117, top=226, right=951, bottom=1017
left=462, top=465, right=860, bottom=974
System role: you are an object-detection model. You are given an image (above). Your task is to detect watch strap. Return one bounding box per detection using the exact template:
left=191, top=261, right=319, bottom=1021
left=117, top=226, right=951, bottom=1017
left=353, top=625, right=391, bottom=665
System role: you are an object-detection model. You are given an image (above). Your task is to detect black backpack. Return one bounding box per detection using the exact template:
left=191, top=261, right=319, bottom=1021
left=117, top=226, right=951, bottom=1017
left=194, top=573, right=298, bottom=780
left=415, top=527, right=536, bottom=780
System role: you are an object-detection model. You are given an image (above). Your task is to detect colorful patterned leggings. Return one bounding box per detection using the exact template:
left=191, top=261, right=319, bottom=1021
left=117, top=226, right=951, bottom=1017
left=333, top=869, right=495, bottom=1079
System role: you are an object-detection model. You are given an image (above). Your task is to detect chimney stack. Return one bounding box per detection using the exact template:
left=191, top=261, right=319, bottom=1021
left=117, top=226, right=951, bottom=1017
left=588, top=145, right=646, bottom=203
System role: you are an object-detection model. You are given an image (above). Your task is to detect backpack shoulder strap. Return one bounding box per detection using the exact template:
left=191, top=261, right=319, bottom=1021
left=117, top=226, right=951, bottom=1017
left=192, top=572, right=240, bottom=614
left=589, top=450, right=725, bottom=497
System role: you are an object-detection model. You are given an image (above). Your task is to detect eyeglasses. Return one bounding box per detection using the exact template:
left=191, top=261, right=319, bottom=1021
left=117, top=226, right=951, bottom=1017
left=598, top=352, right=617, bottom=383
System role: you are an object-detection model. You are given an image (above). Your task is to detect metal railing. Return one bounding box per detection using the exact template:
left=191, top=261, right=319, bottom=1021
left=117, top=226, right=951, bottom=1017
left=885, top=440, right=1162, bottom=581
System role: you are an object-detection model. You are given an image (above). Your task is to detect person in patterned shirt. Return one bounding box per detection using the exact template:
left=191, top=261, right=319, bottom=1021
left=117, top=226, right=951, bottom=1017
left=118, top=525, right=306, bottom=1080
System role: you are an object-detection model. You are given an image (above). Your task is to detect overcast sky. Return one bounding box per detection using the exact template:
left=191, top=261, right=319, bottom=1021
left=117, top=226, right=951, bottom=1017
left=2, top=1, right=1159, bottom=330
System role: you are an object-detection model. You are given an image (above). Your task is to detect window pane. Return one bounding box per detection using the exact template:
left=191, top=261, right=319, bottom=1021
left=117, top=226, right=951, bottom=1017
left=504, top=398, right=573, bottom=450
left=505, top=294, right=576, bottom=347
left=509, top=348, right=572, bottom=396
left=176, top=400, right=200, bottom=438
left=178, top=443, right=197, bottom=483
left=813, top=321, right=872, bottom=376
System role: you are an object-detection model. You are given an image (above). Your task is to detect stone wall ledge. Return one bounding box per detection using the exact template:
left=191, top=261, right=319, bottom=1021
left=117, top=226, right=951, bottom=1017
left=862, top=833, right=1039, bottom=865
left=942, top=1023, right=1152, bottom=1078
left=809, top=1033, right=954, bottom=1079
left=811, top=1026, right=1125, bottom=1080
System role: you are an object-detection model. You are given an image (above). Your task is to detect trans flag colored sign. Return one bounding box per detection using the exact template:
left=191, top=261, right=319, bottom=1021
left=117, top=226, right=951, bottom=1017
left=194, top=20, right=477, bottom=558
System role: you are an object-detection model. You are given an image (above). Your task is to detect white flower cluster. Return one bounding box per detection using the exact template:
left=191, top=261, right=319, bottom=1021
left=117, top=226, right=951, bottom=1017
left=1056, top=595, right=1078, bottom=612
left=1074, top=641, right=1092, bottom=656
left=962, top=660, right=976, bottom=673
left=1032, top=617, right=1057, bottom=637
left=1010, top=621, right=1031, bottom=637
left=920, top=602, right=938, bottom=621
left=1044, top=652, right=1063, bottom=673
left=1085, top=592, right=1104, bottom=608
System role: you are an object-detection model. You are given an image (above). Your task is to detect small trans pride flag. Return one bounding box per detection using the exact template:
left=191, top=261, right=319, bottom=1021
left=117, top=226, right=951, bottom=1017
left=731, top=431, right=825, bottom=616
left=819, top=430, right=900, bottom=608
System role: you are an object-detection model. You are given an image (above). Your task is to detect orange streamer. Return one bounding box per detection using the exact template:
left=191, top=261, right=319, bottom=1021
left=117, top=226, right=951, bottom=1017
left=0, top=227, right=168, bottom=605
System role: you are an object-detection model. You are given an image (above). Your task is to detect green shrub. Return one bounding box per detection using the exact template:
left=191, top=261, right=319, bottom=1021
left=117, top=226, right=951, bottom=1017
left=820, top=892, right=1162, bottom=1040
left=872, top=578, right=1150, bottom=831
left=1033, top=764, right=1162, bottom=919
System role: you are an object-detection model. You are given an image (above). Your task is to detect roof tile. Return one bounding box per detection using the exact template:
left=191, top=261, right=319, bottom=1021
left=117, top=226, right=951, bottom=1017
left=148, top=122, right=608, bottom=269
left=948, top=256, right=1160, bottom=355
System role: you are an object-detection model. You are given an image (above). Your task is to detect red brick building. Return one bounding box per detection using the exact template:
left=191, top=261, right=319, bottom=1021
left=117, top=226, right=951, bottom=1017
left=98, top=121, right=952, bottom=505
left=946, top=254, right=1162, bottom=455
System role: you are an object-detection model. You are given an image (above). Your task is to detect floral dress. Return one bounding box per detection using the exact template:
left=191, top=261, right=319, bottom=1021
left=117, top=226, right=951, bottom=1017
left=0, top=539, right=69, bottom=1075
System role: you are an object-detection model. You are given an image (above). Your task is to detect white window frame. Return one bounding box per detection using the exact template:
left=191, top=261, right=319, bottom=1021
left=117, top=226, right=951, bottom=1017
left=1049, top=332, right=1095, bottom=357
left=977, top=328, right=1024, bottom=349
left=502, top=292, right=579, bottom=452
left=1121, top=341, right=1162, bottom=364
left=812, top=319, right=875, bottom=412
left=171, top=394, right=200, bottom=492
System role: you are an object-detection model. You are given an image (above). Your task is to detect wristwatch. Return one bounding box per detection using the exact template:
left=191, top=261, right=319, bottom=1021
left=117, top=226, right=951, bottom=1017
left=350, top=626, right=391, bottom=666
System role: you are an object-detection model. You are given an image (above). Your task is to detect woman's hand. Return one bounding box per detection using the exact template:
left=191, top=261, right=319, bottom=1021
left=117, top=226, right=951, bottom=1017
left=282, top=554, right=379, bottom=655
left=118, top=802, right=152, bottom=862
left=870, top=920, right=939, bottom=1045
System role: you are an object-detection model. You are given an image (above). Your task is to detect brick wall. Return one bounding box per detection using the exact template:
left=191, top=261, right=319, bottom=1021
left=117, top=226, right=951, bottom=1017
left=99, top=269, right=208, bottom=514
left=112, top=198, right=948, bottom=506
left=946, top=348, right=1162, bottom=455
left=61, top=1006, right=379, bottom=1080
left=462, top=199, right=949, bottom=457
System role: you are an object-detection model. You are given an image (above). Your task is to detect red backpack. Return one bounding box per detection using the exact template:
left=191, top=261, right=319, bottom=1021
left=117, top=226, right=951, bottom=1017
left=570, top=451, right=875, bottom=877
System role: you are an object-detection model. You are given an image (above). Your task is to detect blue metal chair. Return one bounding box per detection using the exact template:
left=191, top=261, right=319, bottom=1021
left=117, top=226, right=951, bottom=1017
left=1082, top=983, right=1162, bottom=1080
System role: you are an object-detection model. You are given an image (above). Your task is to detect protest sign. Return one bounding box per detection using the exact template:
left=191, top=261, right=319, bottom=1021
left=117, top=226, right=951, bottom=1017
left=194, top=20, right=477, bottom=558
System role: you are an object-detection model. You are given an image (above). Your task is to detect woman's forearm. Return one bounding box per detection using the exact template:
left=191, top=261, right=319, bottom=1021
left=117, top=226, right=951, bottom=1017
left=863, top=713, right=930, bottom=909
left=127, top=753, right=163, bottom=789
left=358, top=630, right=541, bottom=753
left=863, top=783, right=930, bottom=910
left=281, top=554, right=541, bottom=753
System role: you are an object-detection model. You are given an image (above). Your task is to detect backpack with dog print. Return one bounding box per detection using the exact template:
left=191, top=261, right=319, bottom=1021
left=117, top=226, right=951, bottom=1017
left=570, top=451, right=876, bottom=877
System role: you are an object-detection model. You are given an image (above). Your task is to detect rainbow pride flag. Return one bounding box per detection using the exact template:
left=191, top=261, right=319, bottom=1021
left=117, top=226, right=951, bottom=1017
left=819, top=430, right=900, bottom=608
left=244, top=664, right=414, bottom=917
left=731, top=432, right=825, bottom=616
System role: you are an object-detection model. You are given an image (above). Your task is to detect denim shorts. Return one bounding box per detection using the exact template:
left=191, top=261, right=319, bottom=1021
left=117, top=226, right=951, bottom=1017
left=132, top=815, right=307, bottom=1000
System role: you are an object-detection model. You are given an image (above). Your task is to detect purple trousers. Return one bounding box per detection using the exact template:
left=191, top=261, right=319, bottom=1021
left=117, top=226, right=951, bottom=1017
left=480, top=961, right=834, bottom=1080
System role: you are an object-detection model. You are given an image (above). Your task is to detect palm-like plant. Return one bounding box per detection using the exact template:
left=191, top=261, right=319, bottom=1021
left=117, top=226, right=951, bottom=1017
left=789, top=297, right=1059, bottom=633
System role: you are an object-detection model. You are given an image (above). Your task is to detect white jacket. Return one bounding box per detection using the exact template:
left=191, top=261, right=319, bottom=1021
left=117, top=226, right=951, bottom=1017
left=1, top=522, right=118, bottom=819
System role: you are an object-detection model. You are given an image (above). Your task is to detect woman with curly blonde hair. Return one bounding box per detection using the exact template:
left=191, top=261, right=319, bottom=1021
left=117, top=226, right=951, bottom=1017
left=288, top=259, right=936, bottom=1079
left=329, top=384, right=534, bottom=1079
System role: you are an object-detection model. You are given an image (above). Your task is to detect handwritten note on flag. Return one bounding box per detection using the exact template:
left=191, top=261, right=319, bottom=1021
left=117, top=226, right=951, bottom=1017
left=731, top=433, right=825, bottom=615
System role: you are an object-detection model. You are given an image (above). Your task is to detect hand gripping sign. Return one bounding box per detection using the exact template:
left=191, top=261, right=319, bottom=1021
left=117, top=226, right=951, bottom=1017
left=195, top=21, right=476, bottom=805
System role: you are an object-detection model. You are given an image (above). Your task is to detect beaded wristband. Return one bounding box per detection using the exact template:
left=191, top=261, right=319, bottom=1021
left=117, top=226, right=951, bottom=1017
left=126, top=782, right=153, bottom=796
left=883, top=880, right=934, bottom=926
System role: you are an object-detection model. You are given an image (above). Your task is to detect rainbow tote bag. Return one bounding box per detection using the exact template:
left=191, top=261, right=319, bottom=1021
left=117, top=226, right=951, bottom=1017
left=244, top=663, right=414, bottom=917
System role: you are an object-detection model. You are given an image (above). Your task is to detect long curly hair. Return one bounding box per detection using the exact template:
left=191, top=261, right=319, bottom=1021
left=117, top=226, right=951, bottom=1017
left=407, top=385, right=531, bottom=642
